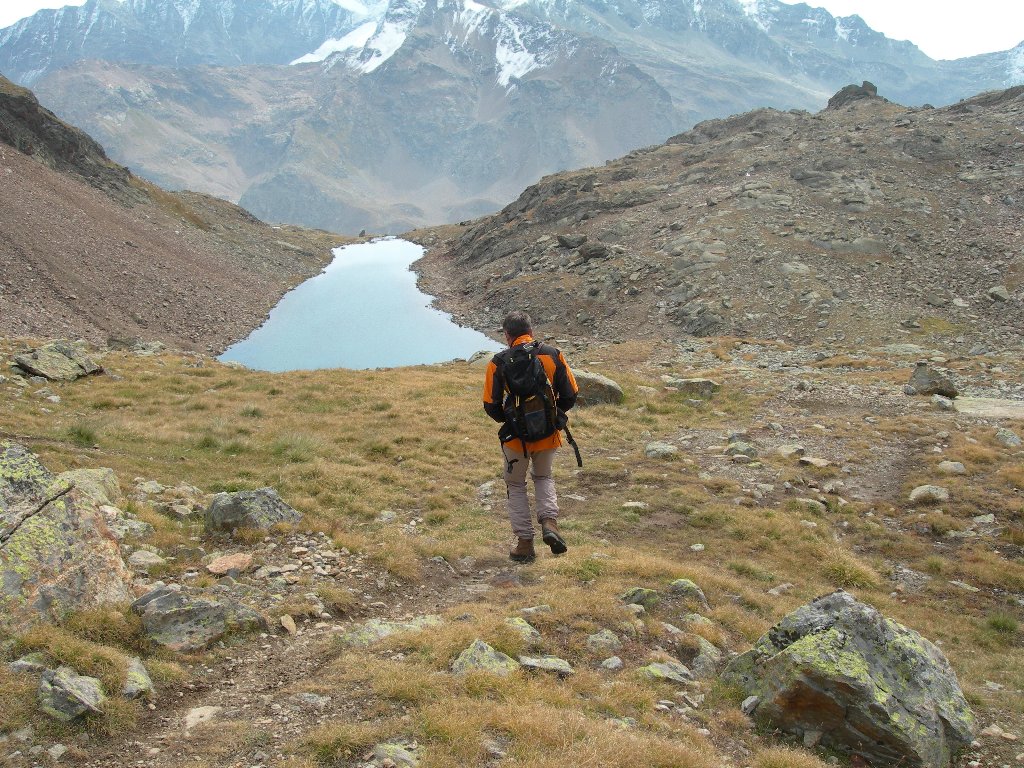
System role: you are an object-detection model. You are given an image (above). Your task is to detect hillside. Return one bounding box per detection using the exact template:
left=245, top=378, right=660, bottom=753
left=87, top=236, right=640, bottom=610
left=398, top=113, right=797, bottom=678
left=0, top=334, right=1021, bottom=767
left=415, top=84, right=1024, bottom=354
left=0, top=75, right=343, bottom=352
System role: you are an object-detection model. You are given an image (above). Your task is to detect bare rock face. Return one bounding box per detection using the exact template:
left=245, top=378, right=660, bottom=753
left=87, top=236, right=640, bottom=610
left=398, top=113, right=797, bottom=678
left=827, top=81, right=880, bottom=109
left=0, top=442, right=132, bottom=626
left=723, top=591, right=975, bottom=768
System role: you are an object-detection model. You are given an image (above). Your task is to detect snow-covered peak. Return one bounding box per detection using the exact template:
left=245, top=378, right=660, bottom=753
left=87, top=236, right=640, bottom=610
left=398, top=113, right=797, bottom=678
left=738, top=0, right=770, bottom=32
left=291, top=20, right=377, bottom=63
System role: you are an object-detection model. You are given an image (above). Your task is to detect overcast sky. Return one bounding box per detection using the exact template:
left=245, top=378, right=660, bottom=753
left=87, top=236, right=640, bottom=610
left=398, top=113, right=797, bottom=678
left=0, top=0, right=1020, bottom=60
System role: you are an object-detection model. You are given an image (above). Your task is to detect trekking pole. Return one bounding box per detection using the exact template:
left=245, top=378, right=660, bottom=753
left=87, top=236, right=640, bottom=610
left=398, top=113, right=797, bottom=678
left=563, top=425, right=583, bottom=468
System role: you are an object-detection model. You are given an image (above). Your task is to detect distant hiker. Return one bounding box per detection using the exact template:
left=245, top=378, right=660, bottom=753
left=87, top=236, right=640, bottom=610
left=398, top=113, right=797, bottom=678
left=483, top=311, right=580, bottom=563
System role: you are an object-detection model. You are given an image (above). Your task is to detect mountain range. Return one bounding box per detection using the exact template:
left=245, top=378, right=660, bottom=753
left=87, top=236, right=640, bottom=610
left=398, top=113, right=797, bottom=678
left=1, top=0, right=1022, bottom=233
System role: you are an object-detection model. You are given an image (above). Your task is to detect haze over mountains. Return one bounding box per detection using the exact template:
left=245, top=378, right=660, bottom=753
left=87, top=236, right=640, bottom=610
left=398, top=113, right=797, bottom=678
left=1, top=0, right=1021, bottom=234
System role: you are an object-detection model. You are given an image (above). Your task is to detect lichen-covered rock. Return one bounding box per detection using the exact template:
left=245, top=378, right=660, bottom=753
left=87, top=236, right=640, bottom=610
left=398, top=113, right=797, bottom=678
left=1, top=442, right=132, bottom=626
left=574, top=371, right=625, bottom=406
left=38, top=666, right=106, bottom=721
left=909, top=485, right=950, bottom=504
left=662, top=377, right=721, bottom=399
left=371, top=742, right=419, bottom=767
left=586, top=629, right=622, bottom=653
left=342, top=615, right=442, bottom=647
left=131, top=583, right=266, bottom=651
left=505, top=617, right=542, bottom=647
left=644, top=441, right=678, bottom=459
left=451, top=639, right=520, bottom=676
left=995, top=428, right=1022, bottom=449
left=621, top=587, right=660, bottom=611
left=205, top=487, right=302, bottom=532
left=638, top=661, right=692, bottom=684
left=519, top=655, right=574, bottom=675
left=122, top=657, right=154, bottom=699
left=56, top=468, right=122, bottom=507
left=667, top=578, right=710, bottom=608
left=722, top=590, right=975, bottom=768
left=691, top=636, right=723, bottom=679
left=13, top=341, right=102, bottom=382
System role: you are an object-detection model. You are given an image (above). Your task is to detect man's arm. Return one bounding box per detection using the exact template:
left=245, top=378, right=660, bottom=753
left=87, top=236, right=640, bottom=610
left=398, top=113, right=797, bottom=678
left=482, top=358, right=506, bottom=422
left=553, top=350, right=579, bottom=412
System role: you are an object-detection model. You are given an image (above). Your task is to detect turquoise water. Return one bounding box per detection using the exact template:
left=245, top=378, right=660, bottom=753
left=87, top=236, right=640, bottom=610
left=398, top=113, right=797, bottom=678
left=219, top=238, right=501, bottom=371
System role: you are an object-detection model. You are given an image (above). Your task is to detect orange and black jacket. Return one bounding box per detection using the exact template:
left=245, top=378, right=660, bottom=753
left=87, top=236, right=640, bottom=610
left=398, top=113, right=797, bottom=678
left=483, top=334, right=579, bottom=453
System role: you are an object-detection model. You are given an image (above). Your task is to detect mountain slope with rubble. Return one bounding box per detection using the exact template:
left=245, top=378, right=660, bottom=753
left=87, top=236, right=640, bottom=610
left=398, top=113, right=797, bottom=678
left=415, top=84, right=1024, bottom=355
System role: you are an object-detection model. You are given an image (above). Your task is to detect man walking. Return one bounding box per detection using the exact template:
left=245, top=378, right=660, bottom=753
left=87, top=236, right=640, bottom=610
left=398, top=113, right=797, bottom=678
left=483, top=311, right=579, bottom=562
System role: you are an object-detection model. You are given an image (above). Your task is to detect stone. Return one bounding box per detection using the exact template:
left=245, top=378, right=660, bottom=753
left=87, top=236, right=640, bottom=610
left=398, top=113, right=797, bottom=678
left=937, top=461, right=967, bottom=475
left=556, top=233, right=587, bottom=249
left=601, top=656, right=624, bottom=670
left=505, top=617, right=541, bottom=646
left=122, top=657, right=154, bottom=699
left=725, top=441, right=757, bottom=458
left=586, top=629, right=623, bottom=652
left=205, top=553, right=254, bottom=575
left=988, top=285, right=1011, bottom=302
left=723, top=590, right=975, bottom=768
left=372, top=742, right=419, bottom=767
left=574, top=371, right=625, bottom=406
left=205, top=487, right=302, bottom=532
left=128, top=550, right=166, bottom=571
left=908, top=362, right=958, bottom=398
left=578, top=242, right=610, bottom=261
left=8, top=651, right=48, bottom=674
left=342, top=615, right=442, bottom=647
left=777, top=445, right=806, bottom=459
left=909, top=485, right=950, bottom=504
left=451, top=639, right=520, bottom=676
left=691, top=636, right=723, bottom=679
left=995, top=428, right=1022, bottom=449
left=621, top=587, right=660, bottom=610
left=662, top=377, right=721, bottom=399
left=932, top=395, right=954, bottom=411
left=520, top=605, right=552, bottom=617
left=131, top=583, right=266, bottom=651
left=13, top=341, right=102, bottom=382
left=184, top=706, right=222, bottom=731
left=280, top=614, right=298, bottom=635
left=56, top=468, right=122, bottom=507
left=644, top=441, right=678, bottom=459
left=638, top=661, right=693, bottom=684
left=1, top=442, right=132, bottom=625
left=38, top=667, right=105, bottom=721
left=667, top=578, right=710, bottom=608
left=519, top=655, right=574, bottom=675
left=799, top=456, right=831, bottom=468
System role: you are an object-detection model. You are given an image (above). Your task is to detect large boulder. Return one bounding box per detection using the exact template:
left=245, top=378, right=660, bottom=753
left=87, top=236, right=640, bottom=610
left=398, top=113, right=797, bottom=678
left=13, top=341, right=102, bottom=382
left=131, top=583, right=266, bottom=651
left=1, top=442, right=132, bottom=626
left=723, top=591, right=975, bottom=768
left=574, top=371, right=624, bottom=406
left=907, top=362, right=958, bottom=398
left=205, top=487, right=302, bottom=532
left=56, top=468, right=123, bottom=507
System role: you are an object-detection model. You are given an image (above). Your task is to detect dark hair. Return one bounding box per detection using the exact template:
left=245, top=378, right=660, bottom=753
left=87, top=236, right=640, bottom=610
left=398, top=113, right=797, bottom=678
left=502, top=311, right=533, bottom=339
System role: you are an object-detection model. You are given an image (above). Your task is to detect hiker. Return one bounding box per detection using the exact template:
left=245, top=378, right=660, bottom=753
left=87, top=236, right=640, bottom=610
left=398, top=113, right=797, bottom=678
left=483, top=311, right=580, bottom=562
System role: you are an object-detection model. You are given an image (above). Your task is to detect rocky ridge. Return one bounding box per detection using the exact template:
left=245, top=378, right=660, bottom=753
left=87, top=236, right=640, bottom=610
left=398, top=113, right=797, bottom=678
left=415, top=85, right=1024, bottom=353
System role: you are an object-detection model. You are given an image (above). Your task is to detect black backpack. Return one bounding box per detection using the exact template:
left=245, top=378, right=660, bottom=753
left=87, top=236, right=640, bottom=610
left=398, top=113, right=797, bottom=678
left=499, top=341, right=558, bottom=452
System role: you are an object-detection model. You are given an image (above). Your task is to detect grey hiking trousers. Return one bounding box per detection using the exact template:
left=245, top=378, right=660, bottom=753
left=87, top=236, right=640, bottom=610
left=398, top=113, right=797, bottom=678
left=502, top=443, right=558, bottom=540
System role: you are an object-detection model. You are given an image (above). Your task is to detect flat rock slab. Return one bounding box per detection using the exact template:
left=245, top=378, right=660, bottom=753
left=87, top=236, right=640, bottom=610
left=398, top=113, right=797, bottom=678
left=184, top=706, right=222, bottom=731
left=342, top=615, right=442, bottom=647
left=206, top=552, right=254, bottom=575
left=519, top=655, right=574, bottom=675
left=38, top=666, right=105, bottom=722
left=131, top=583, right=266, bottom=651
left=954, top=398, right=1024, bottom=420
left=13, top=341, right=102, bottom=382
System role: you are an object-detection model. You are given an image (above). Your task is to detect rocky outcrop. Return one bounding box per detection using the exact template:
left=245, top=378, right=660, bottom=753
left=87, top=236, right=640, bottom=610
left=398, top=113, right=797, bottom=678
left=827, top=81, right=880, bottom=110
left=131, top=583, right=267, bottom=652
left=0, top=442, right=132, bottom=626
left=205, top=488, right=303, bottom=533
left=574, top=371, right=624, bottom=406
left=907, top=362, right=958, bottom=397
left=13, top=340, right=102, bottom=382
left=723, top=591, right=975, bottom=768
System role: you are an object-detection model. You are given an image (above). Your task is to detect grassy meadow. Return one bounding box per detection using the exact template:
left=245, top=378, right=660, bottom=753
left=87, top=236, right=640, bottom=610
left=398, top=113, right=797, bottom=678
left=0, top=337, right=1021, bottom=766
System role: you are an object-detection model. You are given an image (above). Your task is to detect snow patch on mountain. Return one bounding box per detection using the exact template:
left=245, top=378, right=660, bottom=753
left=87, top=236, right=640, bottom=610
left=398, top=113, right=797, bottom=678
left=738, top=0, right=769, bottom=32
left=291, top=20, right=377, bottom=63
left=1009, top=43, right=1024, bottom=85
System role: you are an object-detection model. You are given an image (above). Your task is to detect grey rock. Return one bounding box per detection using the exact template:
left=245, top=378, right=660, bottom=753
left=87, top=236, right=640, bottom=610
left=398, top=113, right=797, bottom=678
left=988, top=285, right=1010, bottom=302
left=122, top=657, right=154, bottom=699
left=131, top=583, right=266, bottom=651
left=601, top=656, right=624, bottom=670
left=519, top=655, right=574, bottom=675
left=638, top=661, right=692, bottom=684
left=371, top=742, right=419, bottom=767
left=907, top=362, right=958, bottom=398
left=56, top=468, right=122, bottom=507
left=342, top=615, right=442, bottom=647
left=128, top=550, right=166, bottom=571
left=644, top=441, right=678, bottom=459
left=937, top=461, right=966, bottom=475
left=578, top=242, right=610, bottom=261
left=574, top=370, right=624, bottom=406
left=205, top=487, right=302, bottom=532
left=556, top=234, right=587, bottom=249
left=932, top=395, right=954, bottom=411
left=667, top=578, right=710, bottom=608
left=723, top=590, right=975, bottom=768
left=38, top=666, right=105, bottom=721
left=451, top=639, right=520, bottom=676
left=725, top=441, right=757, bottom=458
left=621, top=587, right=660, bottom=610
left=995, top=428, right=1022, bottom=448
left=505, top=617, right=542, bottom=646
left=691, top=636, right=723, bottom=679
left=8, top=651, right=48, bottom=675
left=909, top=485, right=950, bottom=504
left=586, top=629, right=623, bottom=652
left=662, top=377, right=721, bottom=398
left=13, top=341, right=102, bottom=382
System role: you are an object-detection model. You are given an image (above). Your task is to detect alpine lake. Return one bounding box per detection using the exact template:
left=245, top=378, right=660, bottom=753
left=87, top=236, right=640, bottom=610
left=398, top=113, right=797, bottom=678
left=219, top=238, right=500, bottom=371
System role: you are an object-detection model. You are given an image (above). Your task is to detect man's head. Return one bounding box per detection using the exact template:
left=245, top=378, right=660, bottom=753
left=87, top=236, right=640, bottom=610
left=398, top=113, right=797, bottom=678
left=502, top=311, right=533, bottom=342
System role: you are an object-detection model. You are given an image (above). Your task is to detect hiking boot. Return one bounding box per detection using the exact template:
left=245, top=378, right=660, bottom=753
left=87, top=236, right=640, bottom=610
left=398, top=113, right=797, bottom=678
left=509, top=538, right=536, bottom=563
left=540, top=519, right=568, bottom=555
